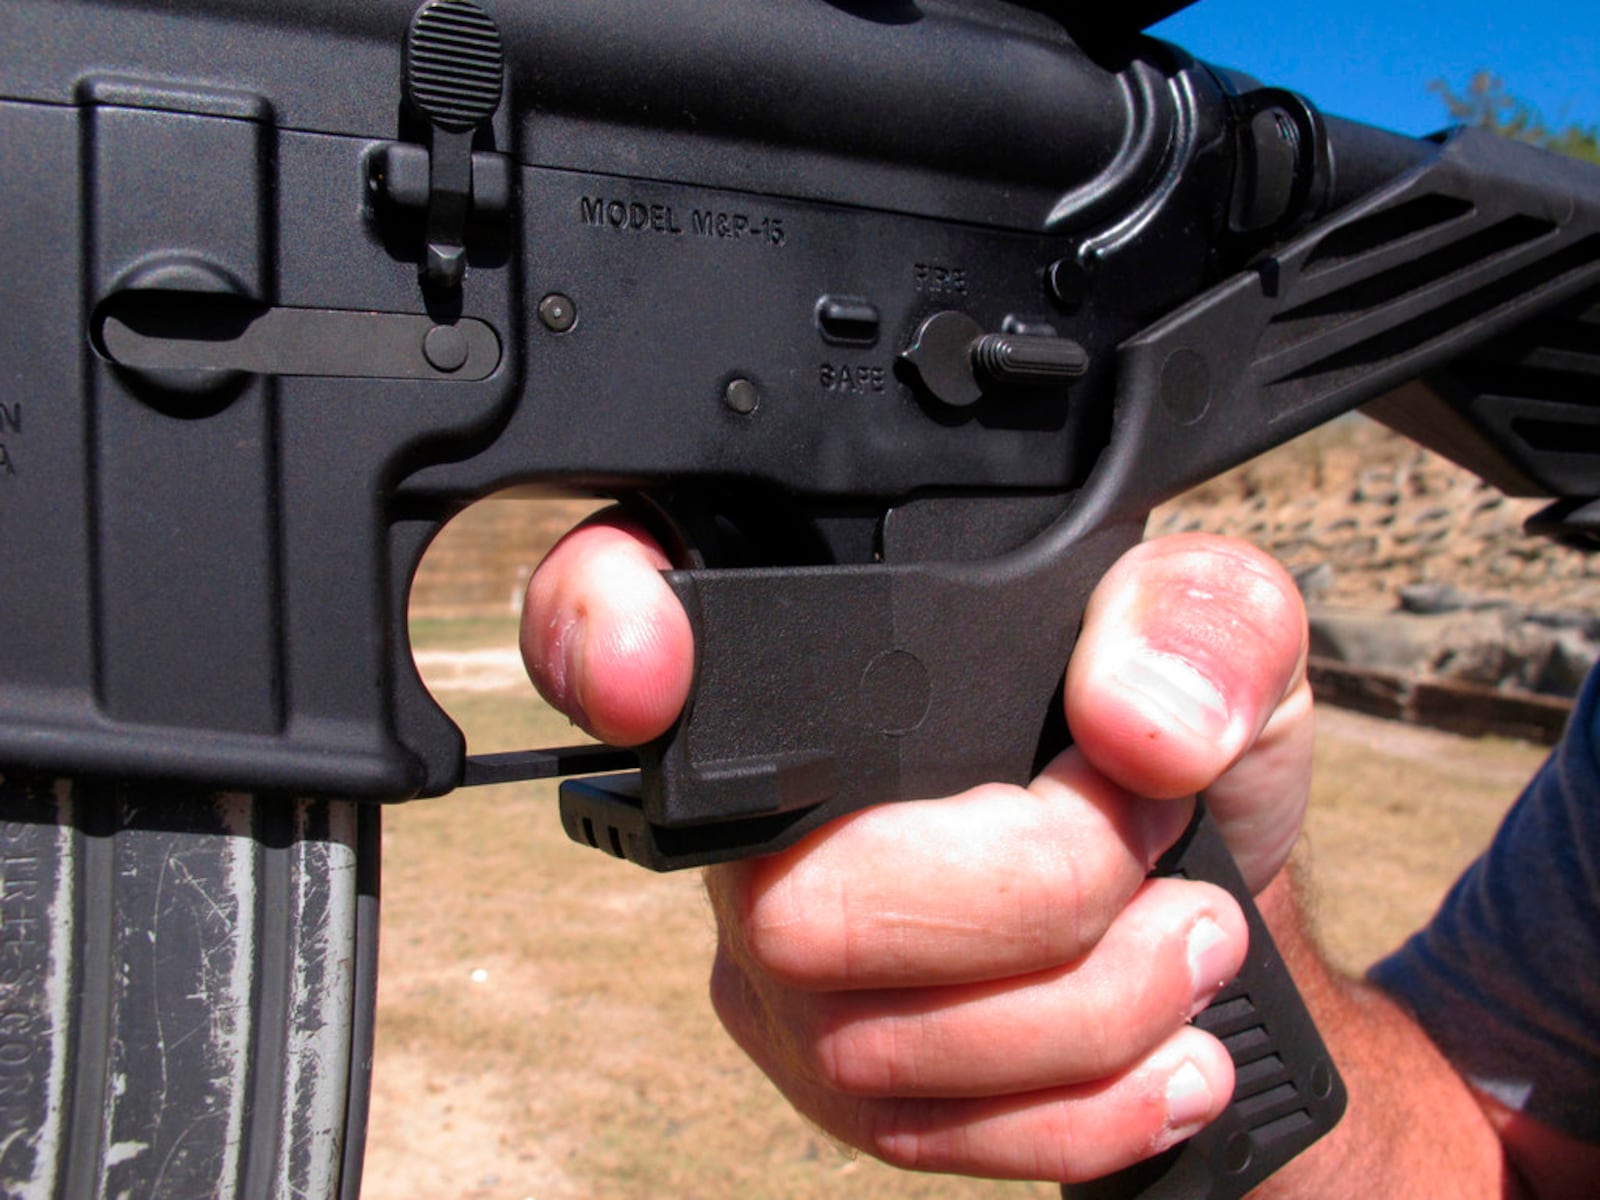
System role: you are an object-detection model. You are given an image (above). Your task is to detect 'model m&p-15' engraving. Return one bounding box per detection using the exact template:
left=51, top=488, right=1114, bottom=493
left=579, top=195, right=788, bottom=246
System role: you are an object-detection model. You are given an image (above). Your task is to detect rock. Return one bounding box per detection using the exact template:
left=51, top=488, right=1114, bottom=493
left=1429, top=629, right=1518, bottom=689
left=1353, top=468, right=1401, bottom=505
left=1306, top=605, right=1599, bottom=701
left=1528, top=631, right=1599, bottom=697
left=1293, top=562, right=1335, bottom=603
left=1523, top=607, right=1600, bottom=637
left=1398, top=583, right=1468, bottom=615
left=1307, top=608, right=1471, bottom=675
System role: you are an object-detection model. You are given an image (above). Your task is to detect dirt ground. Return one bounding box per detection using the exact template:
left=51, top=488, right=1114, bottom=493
left=360, top=634, right=1548, bottom=1200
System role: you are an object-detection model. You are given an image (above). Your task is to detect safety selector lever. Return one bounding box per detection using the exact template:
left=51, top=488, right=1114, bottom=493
left=901, top=311, right=1089, bottom=409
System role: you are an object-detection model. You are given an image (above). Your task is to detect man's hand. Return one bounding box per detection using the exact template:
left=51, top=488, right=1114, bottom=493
left=521, top=522, right=1311, bottom=1183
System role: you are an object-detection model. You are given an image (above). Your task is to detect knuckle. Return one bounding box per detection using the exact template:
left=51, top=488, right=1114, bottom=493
left=739, top=917, right=838, bottom=988
left=1067, top=1009, right=1122, bottom=1079
left=737, top=870, right=854, bottom=989
left=860, top=1098, right=948, bottom=1173
left=810, top=1017, right=906, bottom=1097
left=1022, top=1108, right=1088, bottom=1184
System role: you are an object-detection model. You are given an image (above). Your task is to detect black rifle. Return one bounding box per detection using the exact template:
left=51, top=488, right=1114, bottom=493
left=2, top=1, right=1597, bottom=1196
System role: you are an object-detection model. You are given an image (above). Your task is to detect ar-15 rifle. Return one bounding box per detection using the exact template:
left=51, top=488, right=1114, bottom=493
left=2, top=1, right=1597, bottom=1196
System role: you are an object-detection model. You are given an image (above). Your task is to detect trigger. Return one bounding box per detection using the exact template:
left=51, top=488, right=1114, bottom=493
left=618, top=494, right=712, bottom=570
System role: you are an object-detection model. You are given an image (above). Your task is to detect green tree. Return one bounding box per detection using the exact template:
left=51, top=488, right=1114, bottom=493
left=1431, top=70, right=1600, bottom=164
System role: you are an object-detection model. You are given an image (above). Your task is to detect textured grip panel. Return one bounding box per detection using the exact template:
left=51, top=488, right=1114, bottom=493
left=1064, top=805, right=1346, bottom=1200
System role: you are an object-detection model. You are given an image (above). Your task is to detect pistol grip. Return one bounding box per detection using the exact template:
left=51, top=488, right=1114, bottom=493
left=1065, top=805, right=1346, bottom=1200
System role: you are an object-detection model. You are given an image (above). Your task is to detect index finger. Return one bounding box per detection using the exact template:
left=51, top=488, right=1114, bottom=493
left=519, top=510, right=694, bottom=747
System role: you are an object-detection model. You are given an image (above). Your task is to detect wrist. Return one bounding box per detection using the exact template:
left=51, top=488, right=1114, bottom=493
left=1245, top=854, right=1517, bottom=1198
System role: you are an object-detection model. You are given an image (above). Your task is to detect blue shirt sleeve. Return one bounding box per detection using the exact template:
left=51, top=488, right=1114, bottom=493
left=1368, top=662, right=1600, bottom=1142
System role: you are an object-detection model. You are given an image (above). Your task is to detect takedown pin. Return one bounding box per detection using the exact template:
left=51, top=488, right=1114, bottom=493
left=96, top=295, right=500, bottom=385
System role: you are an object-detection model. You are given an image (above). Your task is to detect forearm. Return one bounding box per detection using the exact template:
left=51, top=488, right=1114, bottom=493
left=1248, top=866, right=1523, bottom=1199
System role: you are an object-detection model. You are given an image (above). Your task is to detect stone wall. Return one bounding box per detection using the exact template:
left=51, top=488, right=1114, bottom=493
left=410, top=494, right=600, bottom=618
left=1149, top=419, right=1600, bottom=611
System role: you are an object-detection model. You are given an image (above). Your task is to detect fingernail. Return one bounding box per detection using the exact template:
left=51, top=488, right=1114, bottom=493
left=555, top=613, right=591, bottom=729
left=1117, top=650, right=1229, bottom=741
left=1134, top=799, right=1193, bottom=871
left=1163, top=1060, right=1216, bottom=1141
left=1186, top=917, right=1235, bottom=1018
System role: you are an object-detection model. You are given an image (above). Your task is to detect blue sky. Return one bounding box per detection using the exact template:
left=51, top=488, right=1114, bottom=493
left=1153, top=0, right=1600, bottom=137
